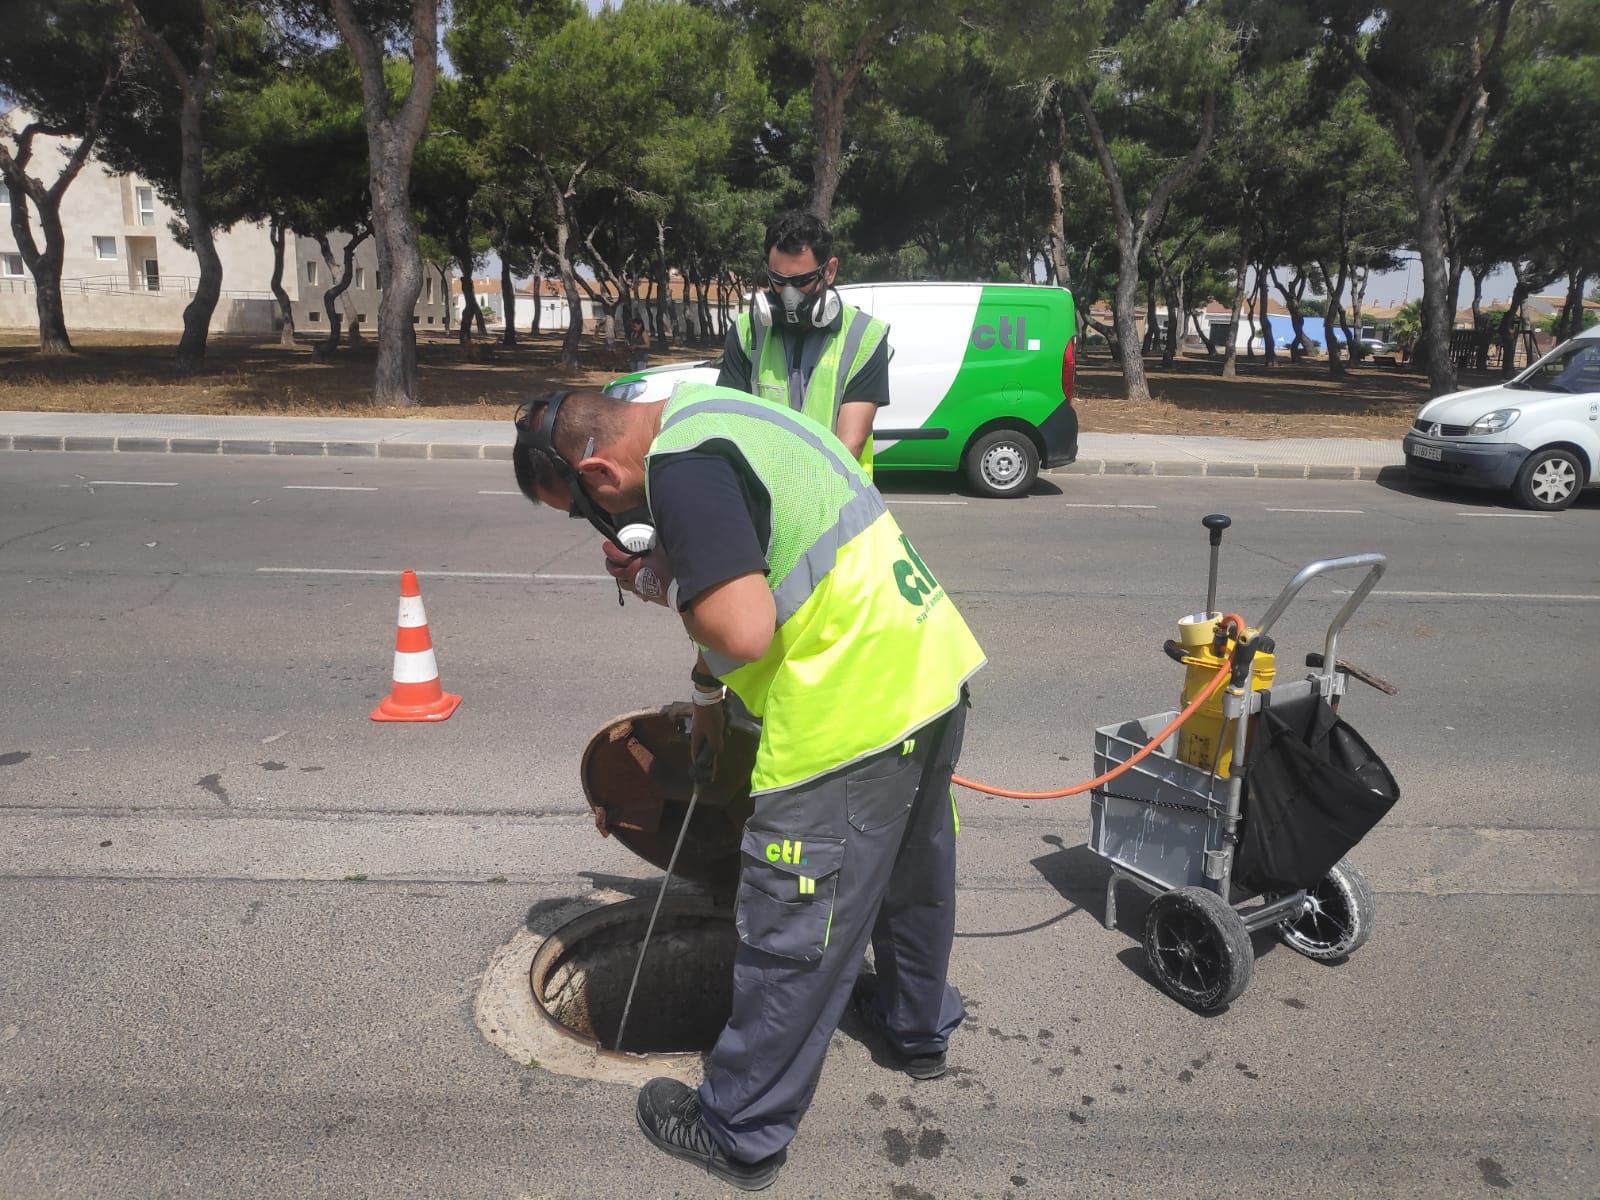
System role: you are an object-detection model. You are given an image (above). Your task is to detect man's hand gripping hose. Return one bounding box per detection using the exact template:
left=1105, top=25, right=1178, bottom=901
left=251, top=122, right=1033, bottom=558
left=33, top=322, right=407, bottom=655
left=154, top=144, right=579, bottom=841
left=950, top=615, right=1244, bottom=800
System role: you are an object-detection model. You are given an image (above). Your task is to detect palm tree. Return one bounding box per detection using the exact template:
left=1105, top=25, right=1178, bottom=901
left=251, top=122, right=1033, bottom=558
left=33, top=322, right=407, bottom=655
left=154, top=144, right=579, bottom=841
left=1391, top=299, right=1424, bottom=361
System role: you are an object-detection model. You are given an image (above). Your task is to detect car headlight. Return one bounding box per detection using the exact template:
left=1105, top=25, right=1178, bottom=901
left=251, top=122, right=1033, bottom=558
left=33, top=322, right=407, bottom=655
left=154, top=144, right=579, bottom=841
left=604, top=379, right=648, bottom=402
left=1469, top=408, right=1520, bottom=434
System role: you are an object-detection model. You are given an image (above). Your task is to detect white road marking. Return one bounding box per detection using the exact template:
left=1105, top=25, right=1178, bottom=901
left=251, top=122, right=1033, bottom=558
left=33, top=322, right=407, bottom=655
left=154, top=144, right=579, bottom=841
left=478, top=490, right=522, bottom=496
left=88, top=480, right=177, bottom=487
left=1060, top=503, right=1158, bottom=510
left=890, top=499, right=968, bottom=506
left=282, top=485, right=379, bottom=492
left=256, top=567, right=609, bottom=582
left=1454, top=511, right=1552, bottom=519
left=1355, top=589, right=1600, bottom=602
left=1267, top=507, right=1364, bottom=514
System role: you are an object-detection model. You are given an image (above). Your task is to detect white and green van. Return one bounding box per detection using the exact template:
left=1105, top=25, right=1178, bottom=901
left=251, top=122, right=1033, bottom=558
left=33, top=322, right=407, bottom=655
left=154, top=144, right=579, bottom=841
left=603, top=281, right=1078, bottom=497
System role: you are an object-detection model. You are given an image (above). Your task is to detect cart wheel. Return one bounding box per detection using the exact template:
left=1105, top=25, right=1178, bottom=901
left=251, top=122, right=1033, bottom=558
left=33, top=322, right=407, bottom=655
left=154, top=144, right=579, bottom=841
left=1275, top=857, right=1373, bottom=962
left=1143, top=886, right=1255, bottom=1011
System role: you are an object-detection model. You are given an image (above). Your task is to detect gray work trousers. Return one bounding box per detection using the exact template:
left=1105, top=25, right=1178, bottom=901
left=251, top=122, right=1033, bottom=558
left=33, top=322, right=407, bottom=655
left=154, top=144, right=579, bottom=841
left=698, top=696, right=969, bottom=1163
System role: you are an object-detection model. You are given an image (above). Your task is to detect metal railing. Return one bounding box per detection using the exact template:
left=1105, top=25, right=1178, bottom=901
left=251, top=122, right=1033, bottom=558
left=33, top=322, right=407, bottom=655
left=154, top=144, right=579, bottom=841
left=0, top=274, right=274, bottom=301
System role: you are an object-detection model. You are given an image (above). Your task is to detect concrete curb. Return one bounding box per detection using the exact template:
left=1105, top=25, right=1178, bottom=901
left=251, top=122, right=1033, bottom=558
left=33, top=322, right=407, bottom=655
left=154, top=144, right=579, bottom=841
left=0, top=414, right=1407, bottom=479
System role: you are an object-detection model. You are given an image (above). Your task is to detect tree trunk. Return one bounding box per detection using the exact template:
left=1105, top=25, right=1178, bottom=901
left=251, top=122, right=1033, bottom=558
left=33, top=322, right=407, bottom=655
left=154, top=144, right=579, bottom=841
left=1221, top=240, right=1249, bottom=380
left=173, top=82, right=221, bottom=373
left=1072, top=84, right=1215, bottom=404
left=331, top=0, right=437, bottom=407
left=1257, top=268, right=1275, bottom=367
left=4, top=181, right=74, bottom=355
left=268, top=216, right=296, bottom=346
left=500, top=258, right=517, bottom=346
left=456, top=258, right=480, bottom=346
left=1044, top=86, right=1071, bottom=287
left=530, top=272, right=542, bottom=336
left=1413, top=190, right=1456, bottom=395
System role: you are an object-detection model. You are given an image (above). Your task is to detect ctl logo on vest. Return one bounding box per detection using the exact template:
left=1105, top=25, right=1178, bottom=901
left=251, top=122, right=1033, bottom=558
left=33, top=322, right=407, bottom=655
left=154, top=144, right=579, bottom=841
left=970, top=315, right=1041, bottom=352
left=893, top=533, right=948, bottom=625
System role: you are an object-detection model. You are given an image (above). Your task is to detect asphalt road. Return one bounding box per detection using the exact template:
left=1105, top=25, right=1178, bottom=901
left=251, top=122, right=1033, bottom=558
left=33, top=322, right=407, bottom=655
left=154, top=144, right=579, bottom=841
left=2, top=452, right=1596, bottom=1200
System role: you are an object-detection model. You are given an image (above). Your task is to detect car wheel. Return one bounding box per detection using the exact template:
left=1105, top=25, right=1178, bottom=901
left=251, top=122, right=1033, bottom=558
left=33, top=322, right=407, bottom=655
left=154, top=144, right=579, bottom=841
left=964, top=429, right=1040, bottom=498
left=1513, top=448, right=1584, bottom=511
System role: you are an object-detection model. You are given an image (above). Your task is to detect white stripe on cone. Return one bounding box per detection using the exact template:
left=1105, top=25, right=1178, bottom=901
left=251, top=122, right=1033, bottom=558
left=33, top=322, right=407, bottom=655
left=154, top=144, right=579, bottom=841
left=398, top=595, right=428, bottom=628
left=392, top=647, right=442, bottom=684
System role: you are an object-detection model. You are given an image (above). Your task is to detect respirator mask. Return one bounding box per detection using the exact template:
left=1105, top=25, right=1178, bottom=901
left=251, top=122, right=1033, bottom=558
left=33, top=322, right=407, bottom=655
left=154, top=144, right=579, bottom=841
left=512, top=393, right=656, bottom=555
left=760, top=265, right=842, bottom=330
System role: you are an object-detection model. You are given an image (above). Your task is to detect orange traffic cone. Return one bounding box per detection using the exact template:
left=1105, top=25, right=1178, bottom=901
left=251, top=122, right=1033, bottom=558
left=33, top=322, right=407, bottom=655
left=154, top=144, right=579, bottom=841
left=371, top=570, right=462, bottom=722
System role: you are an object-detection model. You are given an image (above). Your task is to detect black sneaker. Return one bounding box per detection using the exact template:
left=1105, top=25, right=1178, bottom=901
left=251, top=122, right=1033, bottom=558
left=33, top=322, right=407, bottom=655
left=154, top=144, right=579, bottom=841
left=635, top=1077, right=784, bottom=1192
left=850, top=973, right=948, bottom=1080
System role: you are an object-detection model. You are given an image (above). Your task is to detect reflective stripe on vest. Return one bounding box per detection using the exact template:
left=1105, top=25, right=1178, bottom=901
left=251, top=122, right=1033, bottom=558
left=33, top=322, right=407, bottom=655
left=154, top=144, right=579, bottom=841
left=647, top=384, right=986, bottom=794
left=737, top=304, right=887, bottom=475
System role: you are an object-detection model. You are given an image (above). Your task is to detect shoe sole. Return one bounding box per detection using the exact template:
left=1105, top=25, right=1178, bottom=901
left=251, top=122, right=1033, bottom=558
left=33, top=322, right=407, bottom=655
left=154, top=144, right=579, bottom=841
left=635, top=1109, right=781, bottom=1192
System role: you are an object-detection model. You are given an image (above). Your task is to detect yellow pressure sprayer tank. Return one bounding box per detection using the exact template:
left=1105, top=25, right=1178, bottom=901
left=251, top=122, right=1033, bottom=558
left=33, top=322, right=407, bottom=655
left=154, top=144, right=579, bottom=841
left=1172, top=613, right=1275, bottom=777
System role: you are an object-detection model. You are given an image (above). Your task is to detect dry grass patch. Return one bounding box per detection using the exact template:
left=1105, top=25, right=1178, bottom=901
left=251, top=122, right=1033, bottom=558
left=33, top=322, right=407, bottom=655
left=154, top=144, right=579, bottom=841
left=1, top=328, right=1489, bottom=440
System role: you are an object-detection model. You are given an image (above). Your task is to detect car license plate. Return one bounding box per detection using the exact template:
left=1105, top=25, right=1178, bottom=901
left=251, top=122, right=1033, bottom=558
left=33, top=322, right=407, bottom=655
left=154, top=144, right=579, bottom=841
left=1413, top=444, right=1442, bottom=461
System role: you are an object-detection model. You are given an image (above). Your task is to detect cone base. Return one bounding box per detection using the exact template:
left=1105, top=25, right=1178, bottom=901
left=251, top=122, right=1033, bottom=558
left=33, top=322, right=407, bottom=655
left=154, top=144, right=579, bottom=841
left=371, top=691, right=463, bottom=722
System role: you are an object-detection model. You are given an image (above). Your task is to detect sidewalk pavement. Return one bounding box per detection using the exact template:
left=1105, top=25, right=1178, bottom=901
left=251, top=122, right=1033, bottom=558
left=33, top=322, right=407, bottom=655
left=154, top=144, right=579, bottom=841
left=0, top=410, right=1406, bottom=479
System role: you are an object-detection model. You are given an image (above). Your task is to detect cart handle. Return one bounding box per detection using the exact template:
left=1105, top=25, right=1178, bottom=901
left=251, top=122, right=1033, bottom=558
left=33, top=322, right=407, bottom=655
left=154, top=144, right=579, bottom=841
left=1251, top=552, right=1387, bottom=673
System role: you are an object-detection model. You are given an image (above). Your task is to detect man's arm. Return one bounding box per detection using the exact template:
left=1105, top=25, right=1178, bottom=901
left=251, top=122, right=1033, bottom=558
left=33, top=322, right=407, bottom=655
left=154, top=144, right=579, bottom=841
left=833, top=401, right=877, bottom=461
left=682, top=574, right=775, bottom=663
left=714, top=322, right=752, bottom=392
left=834, top=336, right=890, bottom=459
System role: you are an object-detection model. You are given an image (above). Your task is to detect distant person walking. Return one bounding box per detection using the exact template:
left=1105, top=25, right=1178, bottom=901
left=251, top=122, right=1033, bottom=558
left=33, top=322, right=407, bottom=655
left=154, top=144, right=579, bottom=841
left=627, top=316, right=651, bottom=372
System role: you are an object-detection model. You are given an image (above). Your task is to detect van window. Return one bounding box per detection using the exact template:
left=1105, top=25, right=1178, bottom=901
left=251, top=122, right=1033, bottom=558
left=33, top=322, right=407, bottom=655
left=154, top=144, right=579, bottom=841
left=1513, top=338, right=1600, bottom=395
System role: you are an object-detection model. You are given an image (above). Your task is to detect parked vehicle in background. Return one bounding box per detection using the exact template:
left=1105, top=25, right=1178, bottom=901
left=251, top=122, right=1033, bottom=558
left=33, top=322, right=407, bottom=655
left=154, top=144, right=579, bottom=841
left=605, top=282, right=1078, bottom=497
left=1402, top=323, right=1600, bottom=511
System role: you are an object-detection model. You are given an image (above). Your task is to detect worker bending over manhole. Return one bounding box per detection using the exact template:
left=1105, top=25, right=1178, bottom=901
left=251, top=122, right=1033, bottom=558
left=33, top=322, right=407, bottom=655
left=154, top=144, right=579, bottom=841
left=512, top=384, right=985, bottom=1191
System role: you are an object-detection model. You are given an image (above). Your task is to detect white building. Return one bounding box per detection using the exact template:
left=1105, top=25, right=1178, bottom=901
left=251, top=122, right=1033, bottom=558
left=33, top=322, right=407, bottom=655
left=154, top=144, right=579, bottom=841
left=0, top=108, right=448, bottom=336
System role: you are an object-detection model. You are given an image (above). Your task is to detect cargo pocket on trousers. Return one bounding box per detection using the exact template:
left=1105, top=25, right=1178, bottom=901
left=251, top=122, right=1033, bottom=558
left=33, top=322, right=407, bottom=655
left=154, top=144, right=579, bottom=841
left=734, top=829, right=847, bottom=962
left=846, top=747, right=920, bottom=833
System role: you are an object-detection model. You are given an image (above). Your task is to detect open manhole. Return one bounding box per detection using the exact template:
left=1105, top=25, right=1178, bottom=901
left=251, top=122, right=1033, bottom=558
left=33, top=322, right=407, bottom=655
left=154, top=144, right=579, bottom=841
left=476, top=703, right=757, bottom=1085
left=530, top=894, right=736, bottom=1055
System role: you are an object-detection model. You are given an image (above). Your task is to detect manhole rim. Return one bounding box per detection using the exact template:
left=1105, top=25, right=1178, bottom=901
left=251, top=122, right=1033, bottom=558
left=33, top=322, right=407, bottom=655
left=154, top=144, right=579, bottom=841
left=474, top=888, right=731, bottom=1087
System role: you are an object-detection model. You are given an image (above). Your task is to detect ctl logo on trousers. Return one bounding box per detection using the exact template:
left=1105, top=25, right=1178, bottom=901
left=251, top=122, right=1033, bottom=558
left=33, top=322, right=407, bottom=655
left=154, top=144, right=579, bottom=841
left=766, top=839, right=806, bottom=865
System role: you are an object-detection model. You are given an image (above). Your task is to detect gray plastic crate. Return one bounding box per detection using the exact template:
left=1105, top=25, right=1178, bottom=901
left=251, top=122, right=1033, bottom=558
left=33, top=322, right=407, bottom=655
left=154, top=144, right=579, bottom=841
left=1088, top=711, right=1225, bottom=891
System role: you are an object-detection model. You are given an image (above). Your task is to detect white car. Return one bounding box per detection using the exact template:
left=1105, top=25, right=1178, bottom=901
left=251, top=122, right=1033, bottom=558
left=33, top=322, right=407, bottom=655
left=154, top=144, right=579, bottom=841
left=1402, top=323, right=1600, bottom=510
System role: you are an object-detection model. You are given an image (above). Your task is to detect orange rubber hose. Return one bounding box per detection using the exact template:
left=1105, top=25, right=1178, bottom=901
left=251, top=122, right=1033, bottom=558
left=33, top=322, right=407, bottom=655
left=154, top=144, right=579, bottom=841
left=951, top=614, right=1244, bottom=800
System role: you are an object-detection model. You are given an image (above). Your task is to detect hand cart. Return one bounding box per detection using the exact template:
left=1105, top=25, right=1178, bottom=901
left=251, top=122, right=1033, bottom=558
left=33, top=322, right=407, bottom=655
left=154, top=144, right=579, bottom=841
left=1089, top=541, right=1400, bottom=1011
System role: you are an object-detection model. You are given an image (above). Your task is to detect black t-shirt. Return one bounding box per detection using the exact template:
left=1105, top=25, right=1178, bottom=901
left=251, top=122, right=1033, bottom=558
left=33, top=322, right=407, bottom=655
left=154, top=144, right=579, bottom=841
left=648, top=448, right=771, bottom=612
left=715, top=317, right=890, bottom=406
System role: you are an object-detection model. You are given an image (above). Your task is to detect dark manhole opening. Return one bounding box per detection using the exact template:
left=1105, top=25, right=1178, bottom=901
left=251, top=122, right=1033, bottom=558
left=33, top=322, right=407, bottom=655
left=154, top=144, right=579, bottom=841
left=530, top=895, right=736, bottom=1056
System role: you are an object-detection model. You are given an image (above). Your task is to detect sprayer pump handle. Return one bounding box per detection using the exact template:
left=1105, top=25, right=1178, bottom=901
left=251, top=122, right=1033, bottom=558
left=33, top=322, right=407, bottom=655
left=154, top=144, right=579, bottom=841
left=1202, top=513, right=1232, bottom=545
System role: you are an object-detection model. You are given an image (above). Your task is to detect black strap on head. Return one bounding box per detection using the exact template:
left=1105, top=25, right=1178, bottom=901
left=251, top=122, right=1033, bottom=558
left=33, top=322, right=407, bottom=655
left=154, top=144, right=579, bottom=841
left=512, top=392, right=616, bottom=542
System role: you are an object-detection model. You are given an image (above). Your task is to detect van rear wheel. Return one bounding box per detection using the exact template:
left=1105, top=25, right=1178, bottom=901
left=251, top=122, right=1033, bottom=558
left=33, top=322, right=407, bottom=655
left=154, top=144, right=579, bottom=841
left=965, top=429, right=1039, bottom=498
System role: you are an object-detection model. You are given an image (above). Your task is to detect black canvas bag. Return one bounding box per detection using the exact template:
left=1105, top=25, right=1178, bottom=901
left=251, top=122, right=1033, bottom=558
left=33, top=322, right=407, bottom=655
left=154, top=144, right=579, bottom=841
left=1234, top=690, right=1399, bottom=894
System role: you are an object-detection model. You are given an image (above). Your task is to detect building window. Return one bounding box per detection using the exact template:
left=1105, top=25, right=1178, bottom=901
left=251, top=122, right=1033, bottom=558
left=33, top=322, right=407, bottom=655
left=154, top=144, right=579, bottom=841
left=94, top=236, right=117, bottom=261
left=427, top=316, right=434, bottom=324
left=354, top=266, right=365, bottom=289
left=2, top=253, right=23, bottom=277
left=357, top=312, right=367, bottom=322
left=142, top=259, right=159, bottom=292
left=309, top=311, right=321, bottom=322
left=375, top=269, right=382, bottom=290
left=306, top=260, right=318, bottom=285
left=0, top=188, right=10, bottom=209
left=136, top=186, right=155, bottom=227
left=413, top=314, right=420, bottom=324
left=425, top=276, right=433, bottom=303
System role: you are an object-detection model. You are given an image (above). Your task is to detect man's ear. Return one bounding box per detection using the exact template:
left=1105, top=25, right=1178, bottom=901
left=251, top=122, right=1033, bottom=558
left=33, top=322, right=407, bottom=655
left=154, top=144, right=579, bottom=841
left=576, top=454, right=626, bottom=497
left=824, top=256, right=839, bottom=285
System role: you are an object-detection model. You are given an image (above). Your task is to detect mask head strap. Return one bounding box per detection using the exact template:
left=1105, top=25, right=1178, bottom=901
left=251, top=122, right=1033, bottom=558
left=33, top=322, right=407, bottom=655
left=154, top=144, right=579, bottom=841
left=512, top=393, right=620, bottom=543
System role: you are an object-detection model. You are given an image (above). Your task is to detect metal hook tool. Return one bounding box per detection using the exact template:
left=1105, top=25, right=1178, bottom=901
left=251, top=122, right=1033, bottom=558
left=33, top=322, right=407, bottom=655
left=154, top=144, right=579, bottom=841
left=614, top=739, right=715, bottom=1053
